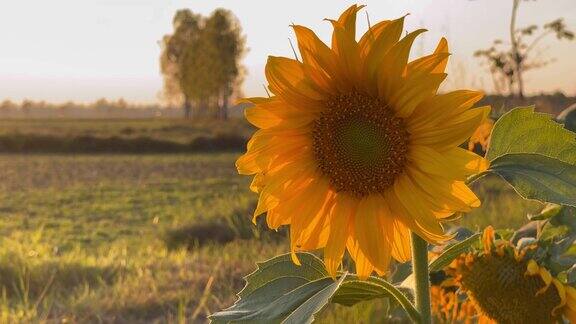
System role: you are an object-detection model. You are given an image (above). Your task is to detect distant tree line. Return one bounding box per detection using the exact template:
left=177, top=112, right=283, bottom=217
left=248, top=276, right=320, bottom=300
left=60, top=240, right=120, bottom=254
left=0, top=92, right=572, bottom=119
left=160, top=8, right=246, bottom=120
left=0, top=97, right=249, bottom=119
left=0, top=98, right=181, bottom=119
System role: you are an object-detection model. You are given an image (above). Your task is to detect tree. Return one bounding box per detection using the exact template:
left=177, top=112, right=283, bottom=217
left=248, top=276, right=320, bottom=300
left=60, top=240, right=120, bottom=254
left=160, top=9, right=246, bottom=120
left=474, top=0, right=574, bottom=98
left=203, top=9, right=246, bottom=120
left=160, top=9, right=202, bottom=119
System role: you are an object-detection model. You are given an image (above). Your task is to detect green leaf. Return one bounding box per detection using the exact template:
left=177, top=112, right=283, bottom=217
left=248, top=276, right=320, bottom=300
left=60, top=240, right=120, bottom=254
left=210, top=252, right=421, bottom=323
left=528, top=203, right=563, bottom=221
left=239, top=253, right=328, bottom=298
left=211, top=276, right=345, bottom=324
left=486, top=153, right=576, bottom=207
left=429, top=233, right=481, bottom=272
left=486, top=106, right=576, bottom=164
left=548, top=205, right=576, bottom=231
left=209, top=253, right=338, bottom=324
left=539, top=206, right=576, bottom=268
left=332, top=276, right=419, bottom=323
left=282, top=275, right=346, bottom=324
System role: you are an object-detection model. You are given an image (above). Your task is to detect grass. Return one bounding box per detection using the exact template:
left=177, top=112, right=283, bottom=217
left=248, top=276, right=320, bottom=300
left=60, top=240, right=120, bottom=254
left=0, top=153, right=272, bottom=322
left=0, top=154, right=252, bottom=251
left=0, top=119, right=546, bottom=323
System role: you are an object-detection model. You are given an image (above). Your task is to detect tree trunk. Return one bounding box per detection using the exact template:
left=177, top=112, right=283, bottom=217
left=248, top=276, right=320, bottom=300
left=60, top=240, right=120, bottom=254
left=510, top=0, right=525, bottom=99
left=213, top=96, right=220, bottom=119
left=199, top=97, right=207, bottom=118
left=184, top=97, right=192, bottom=119
left=221, top=89, right=229, bottom=120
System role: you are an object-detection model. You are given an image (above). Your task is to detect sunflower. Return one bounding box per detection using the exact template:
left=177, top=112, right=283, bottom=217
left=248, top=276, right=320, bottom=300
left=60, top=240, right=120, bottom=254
left=237, top=4, right=490, bottom=278
left=446, top=227, right=576, bottom=323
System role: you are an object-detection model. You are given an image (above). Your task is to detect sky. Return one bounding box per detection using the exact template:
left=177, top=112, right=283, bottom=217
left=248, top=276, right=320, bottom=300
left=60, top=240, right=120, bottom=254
left=0, top=0, right=574, bottom=104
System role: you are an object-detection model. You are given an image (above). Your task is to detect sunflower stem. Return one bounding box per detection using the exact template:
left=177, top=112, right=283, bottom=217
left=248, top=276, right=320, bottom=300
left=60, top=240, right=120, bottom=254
left=411, top=232, right=432, bottom=324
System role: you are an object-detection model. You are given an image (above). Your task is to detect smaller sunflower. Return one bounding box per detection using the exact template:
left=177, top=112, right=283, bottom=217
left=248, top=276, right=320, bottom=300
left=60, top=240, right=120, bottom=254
left=444, top=227, right=576, bottom=324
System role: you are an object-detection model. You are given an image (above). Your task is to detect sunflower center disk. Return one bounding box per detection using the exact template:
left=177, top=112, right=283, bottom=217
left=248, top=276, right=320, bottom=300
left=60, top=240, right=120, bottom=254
left=312, top=92, right=409, bottom=197
left=459, top=254, right=562, bottom=323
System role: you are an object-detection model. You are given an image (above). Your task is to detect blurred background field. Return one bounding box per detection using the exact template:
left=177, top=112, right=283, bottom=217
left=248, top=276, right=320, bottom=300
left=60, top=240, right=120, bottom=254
left=0, top=121, right=544, bottom=322
left=0, top=0, right=574, bottom=322
left=0, top=56, right=572, bottom=324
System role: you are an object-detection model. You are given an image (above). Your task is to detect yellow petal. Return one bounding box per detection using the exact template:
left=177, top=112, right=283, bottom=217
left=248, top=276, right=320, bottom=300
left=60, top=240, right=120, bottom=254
left=324, top=193, right=356, bottom=276
left=292, top=25, right=337, bottom=71
left=387, top=193, right=451, bottom=245
left=244, top=97, right=316, bottom=129
left=389, top=219, right=412, bottom=263
left=236, top=127, right=312, bottom=175
left=525, top=259, right=540, bottom=275
left=244, top=105, right=282, bottom=129
left=291, top=25, right=340, bottom=93
left=409, top=145, right=489, bottom=180
left=564, top=307, right=576, bottom=323
left=252, top=165, right=315, bottom=223
left=406, top=37, right=450, bottom=76
left=566, top=286, right=576, bottom=309
left=253, top=159, right=316, bottom=220
left=249, top=173, right=265, bottom=193
left=449, top=148, right=490, bottom=174
left=536, top=267, right=553, bottom=295
left=300, top=192, right=336, bottom=250
left=330, top=4, right=365, bottom=48
left=410, top=106, right=491, bottom=149
left=406, top=168, right=481, bottom=214
left=409, top=90, right=484, bottom=129
left=390, top=73, right=446, bottom=118
left=260, top=175, right=314, bottom=223
left=361, top=16, right=405, bottom=92
left=291, top=249, right=301, bottom=266
left=265, top=56, right=325, bottom=111
left=358, top=19, right=391, bottom=57
left=266, top=208, right=290, bottom=229
left=287, top=176, right=331, bottom=256
left=354, top=195, right=391, bottom=273
left=392, top=176, right=449, bottom=243
left=346, top=235, right=374, bottom=280
left=328, top=20, right=361, bottom=88
left=377, top=29, right=426, bottom=101
left=552, top=279, right=567, bottom=315
left=482, top=226, right=496, bottom=253
left=406, top=52, right=451, bottom=77
left=432, top=37, right=449, bottom=73
left=239, top=96, right=269, bottom=104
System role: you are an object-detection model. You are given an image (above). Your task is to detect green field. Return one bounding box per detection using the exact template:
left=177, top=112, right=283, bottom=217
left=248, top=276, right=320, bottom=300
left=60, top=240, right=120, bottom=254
left=0, top=119, right=544, bottom=323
